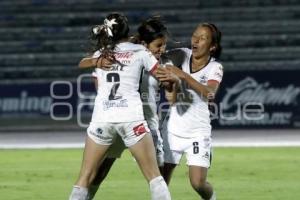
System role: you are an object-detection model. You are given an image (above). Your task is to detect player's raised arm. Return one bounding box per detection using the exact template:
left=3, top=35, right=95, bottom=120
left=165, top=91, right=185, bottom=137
left=78, top=56, right=97, bottom=68
left=78, top=51, right=114, bottom=69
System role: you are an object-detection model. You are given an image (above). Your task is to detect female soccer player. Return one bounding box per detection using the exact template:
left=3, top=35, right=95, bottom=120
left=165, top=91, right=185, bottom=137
left=157, top=23, right=223, bottom=200
left=79, top=16, right=169, bottom=199
left=69, top=13, right=171, bottom=200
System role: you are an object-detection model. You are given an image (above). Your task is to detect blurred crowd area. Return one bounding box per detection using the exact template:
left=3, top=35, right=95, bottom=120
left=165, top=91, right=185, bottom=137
left=1, top=0, right=300, bottom=131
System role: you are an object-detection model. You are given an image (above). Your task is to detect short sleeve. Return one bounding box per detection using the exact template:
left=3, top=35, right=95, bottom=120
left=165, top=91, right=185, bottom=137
left=207, top=63, right=223, bottom=83
left=92, top=68, right=102, bottom=79
left=92, top=70, right=97, bottom=78
left=141, top=49, right=158, bottom=73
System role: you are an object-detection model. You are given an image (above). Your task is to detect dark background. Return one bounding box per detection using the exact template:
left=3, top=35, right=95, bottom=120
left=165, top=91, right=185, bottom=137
left=1, top=0, right=300, bottom=131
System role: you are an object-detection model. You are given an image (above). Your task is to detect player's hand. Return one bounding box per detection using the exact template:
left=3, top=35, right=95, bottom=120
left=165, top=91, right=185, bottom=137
left=156, top=66, right=182, bottom=83
left=164, top=66, right=186, bottom=80
left=93, top=56, right=114, bottom=70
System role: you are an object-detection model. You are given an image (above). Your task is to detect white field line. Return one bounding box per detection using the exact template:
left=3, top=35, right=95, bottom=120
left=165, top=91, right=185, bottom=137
left=0, top=143, right=84, bottom=149
left=213, top=141, right=300, bottom=147
left=1, top=141, right=300, bottom=149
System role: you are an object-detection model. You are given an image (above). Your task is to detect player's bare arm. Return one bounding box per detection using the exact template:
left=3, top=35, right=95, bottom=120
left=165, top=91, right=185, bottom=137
left=78, top=56, right=113, bottom=69
left=161, top=66, right=219, bottom=100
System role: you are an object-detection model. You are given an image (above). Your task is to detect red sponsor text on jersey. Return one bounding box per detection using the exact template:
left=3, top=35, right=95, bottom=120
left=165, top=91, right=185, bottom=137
left=115, top=52, right=133, bottom=59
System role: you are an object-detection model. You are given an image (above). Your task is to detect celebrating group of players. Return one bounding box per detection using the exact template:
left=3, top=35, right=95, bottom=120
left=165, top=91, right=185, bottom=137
left=69, top=12, right=223, bottom=200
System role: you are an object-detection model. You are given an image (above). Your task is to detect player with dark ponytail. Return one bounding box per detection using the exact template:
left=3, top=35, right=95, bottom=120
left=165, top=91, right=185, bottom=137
left=69, top=13, right=172, bottom=200
left=157, top=23, right=223, bottom=200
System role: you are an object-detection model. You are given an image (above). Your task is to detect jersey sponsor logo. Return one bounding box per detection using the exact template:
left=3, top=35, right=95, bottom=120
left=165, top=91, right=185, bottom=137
left=102, top=99, right=128, bottom=110
left=113, top=52, right=134, bottom=68
left=133, top=123, right=147, bottom=136
left=115, top=52, right=133, bottom=59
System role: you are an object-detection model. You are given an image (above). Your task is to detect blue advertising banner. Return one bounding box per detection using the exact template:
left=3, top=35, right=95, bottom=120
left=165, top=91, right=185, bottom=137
left=1, top=70, right=300, bottom=128
left=0, top=78, right=96, bottom=119
left=212, top=70, right=300, bottom=128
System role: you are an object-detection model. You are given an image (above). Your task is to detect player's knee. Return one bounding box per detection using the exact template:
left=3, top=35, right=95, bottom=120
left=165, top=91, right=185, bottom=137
left=190, top=176, right=206, bottom=192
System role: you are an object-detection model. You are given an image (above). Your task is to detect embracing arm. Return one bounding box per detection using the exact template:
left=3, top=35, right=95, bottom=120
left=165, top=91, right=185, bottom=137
left=156, top=66, right=221, bottom=100
left=78, top=57, right=98, bottom=68
left=78, top=53, right=114, bottom=69
left=181, top=71, right=220, bottom=99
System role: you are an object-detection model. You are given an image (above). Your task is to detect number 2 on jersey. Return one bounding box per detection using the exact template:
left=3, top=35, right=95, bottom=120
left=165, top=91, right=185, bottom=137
left=106, top=73, right=122, bottom=100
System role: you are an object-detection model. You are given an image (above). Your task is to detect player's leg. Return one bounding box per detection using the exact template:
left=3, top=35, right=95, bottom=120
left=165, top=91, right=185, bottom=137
left=189, top=166, right=214, bottom=200
left=123, top=121, right=171, bottom=200
left=130, top=133, right=171, bottom=200
left=69, top=123, right=114, bottom=200
left=87, top=157, right=116, bottom=200
left=88, top=136, right=125, bottom=199
left=161, top=163, right=177, bottom=185
left=161, top=131, right=183, bottom=185
left=186, top=135, right=215, bottom=200
left=129, top=133, right=160, bottom=181
left=69, top=137, right=110, bottom=200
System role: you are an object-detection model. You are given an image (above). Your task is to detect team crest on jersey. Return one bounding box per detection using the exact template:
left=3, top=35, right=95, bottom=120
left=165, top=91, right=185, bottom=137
left=214, top=71, right=222, bottom=79
left=199, top=75, right=208, bottom=84
left=96, top=128, right=103, bottom=134
left=89, top=127, right=103, bottom=138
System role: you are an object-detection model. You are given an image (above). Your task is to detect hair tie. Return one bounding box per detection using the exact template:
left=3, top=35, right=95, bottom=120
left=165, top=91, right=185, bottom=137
left=92, top=25, right=103, bottom=35
left=103, top=18, right=118, bottom=37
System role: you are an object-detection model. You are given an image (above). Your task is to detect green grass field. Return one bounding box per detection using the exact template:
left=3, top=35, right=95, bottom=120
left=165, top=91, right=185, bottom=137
left=1, top=147, right=300, bottom=200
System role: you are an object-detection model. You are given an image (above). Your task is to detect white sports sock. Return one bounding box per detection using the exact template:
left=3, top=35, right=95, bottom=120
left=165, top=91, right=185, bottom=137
left=149, top=176, right=171, bottom=200
left=69, top=185, right=88, bottom=200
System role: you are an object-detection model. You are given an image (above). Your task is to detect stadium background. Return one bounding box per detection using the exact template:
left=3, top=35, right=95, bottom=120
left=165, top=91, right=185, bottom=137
left=1, top=0, right=300, bottom=131
left=0, top=0, right=300, bottom=199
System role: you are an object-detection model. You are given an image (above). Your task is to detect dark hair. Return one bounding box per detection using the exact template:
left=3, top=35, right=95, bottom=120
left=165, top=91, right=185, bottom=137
left=90, top=12, right=129, bottom=58
left=136, top=16, right=168, bottom=44
left=200, top=23, right=222, bottom=59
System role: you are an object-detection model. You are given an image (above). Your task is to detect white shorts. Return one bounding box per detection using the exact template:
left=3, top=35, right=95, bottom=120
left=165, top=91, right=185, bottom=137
left=87, top=120, right=150, bottom=147
left=163, top=132, right=212, bottom=168
left=103, top=126, right=164, bottom=166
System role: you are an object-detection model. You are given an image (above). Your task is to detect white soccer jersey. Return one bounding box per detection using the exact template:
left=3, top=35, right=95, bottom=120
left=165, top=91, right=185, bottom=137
left=91, top=42, right=158, bottom=123
left=166, top=48, right=223, bottom=138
